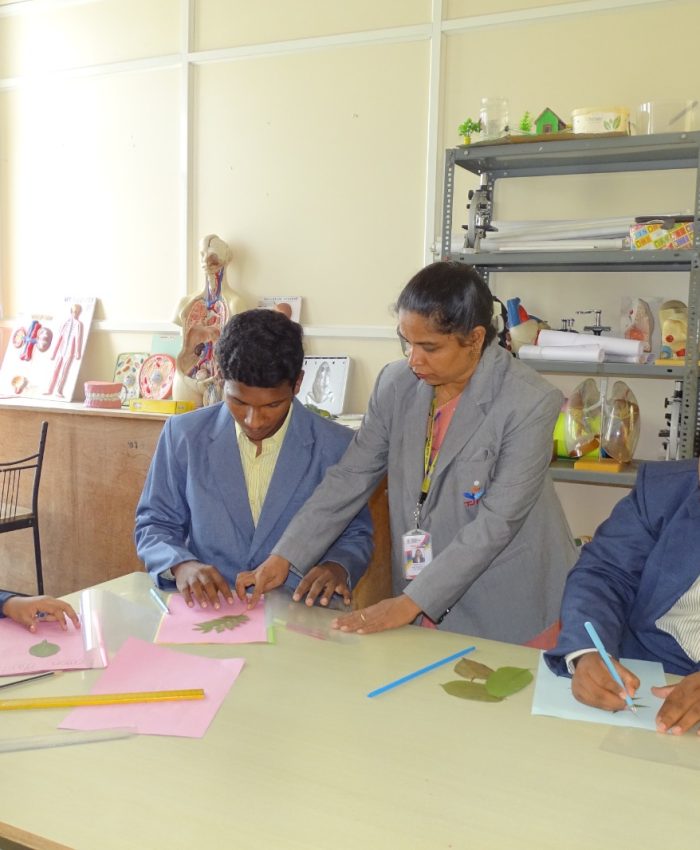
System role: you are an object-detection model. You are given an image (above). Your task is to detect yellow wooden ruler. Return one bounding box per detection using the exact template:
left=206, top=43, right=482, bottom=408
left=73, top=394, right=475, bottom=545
left=0, top=688, right=205, bottom=711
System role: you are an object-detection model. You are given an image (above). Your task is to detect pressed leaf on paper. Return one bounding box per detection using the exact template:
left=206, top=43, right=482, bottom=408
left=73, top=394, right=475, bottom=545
left=441, top=680, right=504, bottom=702
left=485, top=666, right=533, bottom=698
left=454, top=658, right=494, bottom=681
left=28, top=639, right=60, bottom=658
left=193, top=614, right=250, bottom=634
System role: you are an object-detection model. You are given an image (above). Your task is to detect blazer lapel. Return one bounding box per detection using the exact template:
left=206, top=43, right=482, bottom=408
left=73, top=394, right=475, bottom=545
left=428, top=343, right=502, bottom=502
left=249, top=400, right=311, bottom=557
left=401, top=378, right=434, bottom=507
left=208, top=404, right=255, bottom=539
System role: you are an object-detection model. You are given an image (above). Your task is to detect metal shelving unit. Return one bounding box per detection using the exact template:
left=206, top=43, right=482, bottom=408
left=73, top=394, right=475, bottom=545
left=441, top=131, right=700, bottom=485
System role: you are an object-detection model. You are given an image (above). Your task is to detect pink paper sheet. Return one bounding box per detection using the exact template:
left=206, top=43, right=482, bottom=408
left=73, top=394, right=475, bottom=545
left=0, top=618, right=100, bottom=676
left=60, top=637, right=245, bottom=738
left=155, top=592, right=268, bottom=644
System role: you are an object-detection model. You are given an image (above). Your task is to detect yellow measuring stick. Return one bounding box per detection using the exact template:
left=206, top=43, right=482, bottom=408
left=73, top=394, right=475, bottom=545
left=0, top=688, right=205, bottom=711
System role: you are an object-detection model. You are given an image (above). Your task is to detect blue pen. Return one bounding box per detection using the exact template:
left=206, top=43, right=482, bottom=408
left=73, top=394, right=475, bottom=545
left=149, top=587, right=170, bottom=616
left=583, top=620, right=637, bottom=714
left=367, top=646, right=476, bottom=698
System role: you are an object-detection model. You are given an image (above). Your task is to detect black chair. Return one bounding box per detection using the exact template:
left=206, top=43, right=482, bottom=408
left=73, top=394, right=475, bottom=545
left=0, top=421, right=48, bottom=594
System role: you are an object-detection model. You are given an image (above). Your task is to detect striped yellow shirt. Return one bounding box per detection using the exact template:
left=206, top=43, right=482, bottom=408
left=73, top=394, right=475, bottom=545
left=234, top=405, right=293, bottom=525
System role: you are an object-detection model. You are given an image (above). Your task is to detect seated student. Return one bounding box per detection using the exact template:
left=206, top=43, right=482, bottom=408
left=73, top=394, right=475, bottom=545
left=545, top=457, right=700, bottom=735
left=135, top=308, right=373, bottom=609
left=0, top=590, right=79, bottom=632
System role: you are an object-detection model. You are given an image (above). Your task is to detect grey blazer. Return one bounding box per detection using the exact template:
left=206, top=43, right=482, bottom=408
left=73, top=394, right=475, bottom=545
left=274, top=341, right=577, bottom=644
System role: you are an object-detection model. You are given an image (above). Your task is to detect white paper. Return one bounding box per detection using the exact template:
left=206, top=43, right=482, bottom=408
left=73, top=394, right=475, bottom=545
left=531, top=653, right=666, bottom=732
left=537, top=330, right=643, bottom=358
left=519, top=344, right=604, bottom=363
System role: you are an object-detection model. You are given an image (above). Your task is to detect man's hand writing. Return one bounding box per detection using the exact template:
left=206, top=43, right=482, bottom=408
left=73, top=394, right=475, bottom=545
left=571, top=652, right=640, bottom=712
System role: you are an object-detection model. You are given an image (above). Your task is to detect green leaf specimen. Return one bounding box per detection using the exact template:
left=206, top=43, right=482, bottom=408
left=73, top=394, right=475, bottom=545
left=441, top=681, right=503, bottom=702
left=194, top=614, right=250, bottom=634
left=484, top=666, right=533, bottom=698
left=28, top=639, right=60, bottom=658
left=442, top=659, right=533, bottom=702
left=454, top=658, right=495, bottom=681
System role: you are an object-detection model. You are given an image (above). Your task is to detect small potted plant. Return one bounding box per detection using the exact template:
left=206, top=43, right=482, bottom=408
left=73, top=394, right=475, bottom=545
left=518, top=111, right=533, bottom=134
left=458, top=118, right=482, bottom=145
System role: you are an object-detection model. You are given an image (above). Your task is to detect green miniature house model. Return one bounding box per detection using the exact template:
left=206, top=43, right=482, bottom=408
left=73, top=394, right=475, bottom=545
left=534, top=107, right=567, bottom=134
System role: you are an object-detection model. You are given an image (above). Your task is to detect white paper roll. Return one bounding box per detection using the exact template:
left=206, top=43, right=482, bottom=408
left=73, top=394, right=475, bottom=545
left=537, top=330, right=643, bottom=358
left=519, top=344, right=605, bottom=363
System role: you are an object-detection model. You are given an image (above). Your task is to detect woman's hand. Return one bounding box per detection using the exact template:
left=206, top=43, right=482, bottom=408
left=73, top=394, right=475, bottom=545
left=2, top=596, right=80, bottom=632
left=571, top=652, right=640, bottom=711
left=653, top=672, right=700, bottom=735
left=331, top=594, right=421, bottom=634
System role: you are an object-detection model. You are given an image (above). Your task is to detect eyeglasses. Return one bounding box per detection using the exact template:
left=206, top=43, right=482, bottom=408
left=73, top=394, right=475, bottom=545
left=396, top=327, right=411, bottom=358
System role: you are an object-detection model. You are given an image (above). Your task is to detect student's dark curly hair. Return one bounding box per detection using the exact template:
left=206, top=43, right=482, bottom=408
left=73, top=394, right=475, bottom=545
left=215, top=309, right=304, bottom=387
left=396, top=261, right=496, bottom=351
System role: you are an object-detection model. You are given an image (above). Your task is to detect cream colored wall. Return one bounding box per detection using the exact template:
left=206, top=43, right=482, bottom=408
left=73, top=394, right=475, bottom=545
left=1, top=0, right=699, bottom=535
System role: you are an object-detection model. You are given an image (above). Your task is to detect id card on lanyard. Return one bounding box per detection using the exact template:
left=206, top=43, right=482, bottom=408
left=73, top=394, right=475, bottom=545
left=402, top=396, right=437, bottom=580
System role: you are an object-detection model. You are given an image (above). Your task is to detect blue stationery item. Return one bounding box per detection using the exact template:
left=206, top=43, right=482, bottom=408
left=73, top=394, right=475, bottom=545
left=584, top=620, right=637, bottom=713
left=367, top=646, right=476, bottom=698
left=149, top=587, right=170, bottom=616
left=506, top=297, right=522, bottom=329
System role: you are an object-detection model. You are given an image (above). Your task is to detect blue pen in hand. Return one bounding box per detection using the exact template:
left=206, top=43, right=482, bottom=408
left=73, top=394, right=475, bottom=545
left=583, top=620, right=638, bottom=714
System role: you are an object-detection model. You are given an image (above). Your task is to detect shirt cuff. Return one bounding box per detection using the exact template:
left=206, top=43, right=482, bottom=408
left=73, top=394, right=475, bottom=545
left=565, top=648, right=597, bottom=674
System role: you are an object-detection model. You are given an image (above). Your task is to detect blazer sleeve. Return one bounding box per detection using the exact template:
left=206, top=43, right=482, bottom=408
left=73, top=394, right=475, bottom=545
left=134, top=420, right=199, bottom=586
left=313, top=503, right=374, bottom=589
left=0, top=590, right=18, bottom=616
left=273, top=367, right=393, bottom=574
left=405, top=384, right=563, bottom=619
left=544, top=464, right=657, bottom=676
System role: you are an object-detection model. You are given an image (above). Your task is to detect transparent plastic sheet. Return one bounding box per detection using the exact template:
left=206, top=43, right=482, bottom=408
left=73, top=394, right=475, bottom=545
left=600, top=726, right=700, bottom=771
left=0, top=727, right=136, bottom=754
left=79, top=586, right=161, bottom=658
left=265, top=586, right=359, bottom=644
left=0, top=584, right=157, bottom=754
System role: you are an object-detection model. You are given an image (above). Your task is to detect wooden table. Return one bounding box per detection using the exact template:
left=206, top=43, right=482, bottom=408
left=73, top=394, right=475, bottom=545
left=0, top=572, right=697, bottom=850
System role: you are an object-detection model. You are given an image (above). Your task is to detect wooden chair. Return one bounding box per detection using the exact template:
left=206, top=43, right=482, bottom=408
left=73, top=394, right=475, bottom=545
left=0, top=420, right=48, bottom=594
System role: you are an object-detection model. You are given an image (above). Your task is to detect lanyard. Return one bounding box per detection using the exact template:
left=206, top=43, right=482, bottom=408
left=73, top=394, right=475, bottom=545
left=414, top=395, right=439, bottom=528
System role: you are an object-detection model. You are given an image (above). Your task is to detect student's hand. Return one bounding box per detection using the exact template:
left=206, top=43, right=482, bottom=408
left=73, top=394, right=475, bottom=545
left=653, top=672, right=700, bottom=735
left=235, top=555, right=290, bottom=608
left=571, top=651, right=640, bottom=711
left=172, top=561, right=234, bottom=609
left=2, top=596, right=80, bottom=632
left=331, top=594, right=421, bottom=634
left=292, top=562, right=351, bottom=608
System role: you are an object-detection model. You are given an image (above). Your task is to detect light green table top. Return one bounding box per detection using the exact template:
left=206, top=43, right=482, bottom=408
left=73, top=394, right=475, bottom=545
left=0, top=572, right=697, bottom=850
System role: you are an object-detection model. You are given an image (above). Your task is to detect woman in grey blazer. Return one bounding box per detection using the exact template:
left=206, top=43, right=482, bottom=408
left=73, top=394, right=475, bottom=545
left=236, top=262, right=577, bottom=644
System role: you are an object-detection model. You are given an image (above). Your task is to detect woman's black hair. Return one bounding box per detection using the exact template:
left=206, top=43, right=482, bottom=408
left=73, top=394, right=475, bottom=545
left=395, top=261, right=497, bottom=349
left=215, top=308, right=304, bottom=387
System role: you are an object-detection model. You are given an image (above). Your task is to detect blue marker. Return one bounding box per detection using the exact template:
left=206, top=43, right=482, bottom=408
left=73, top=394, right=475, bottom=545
left=584, top=621, right=637, bottom=714
left=367, top=646, right=476, bottom=698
